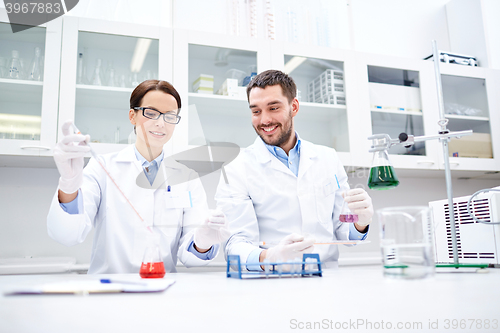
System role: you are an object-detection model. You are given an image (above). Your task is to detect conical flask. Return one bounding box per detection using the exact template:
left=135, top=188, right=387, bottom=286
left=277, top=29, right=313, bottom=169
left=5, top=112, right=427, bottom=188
left=139, top=233, right=165, bottom=278
left=367, top=149, right=399, bottom=190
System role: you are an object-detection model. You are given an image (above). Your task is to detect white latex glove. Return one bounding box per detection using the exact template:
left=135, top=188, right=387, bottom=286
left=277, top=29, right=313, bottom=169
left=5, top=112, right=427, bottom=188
left=343, top=188, right=374, bottom=227
left=53, top=120, right=90, bottom=194
left=265, top=233, right=315, bottom=263
left=193, top=209, right=232, bottom=251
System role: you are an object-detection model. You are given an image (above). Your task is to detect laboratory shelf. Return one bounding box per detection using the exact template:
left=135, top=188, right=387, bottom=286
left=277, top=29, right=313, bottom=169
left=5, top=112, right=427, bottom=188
left=75, top=85, right=132, bottom=110
left=0, top=79, right=43, bottom=104
left=445, top=114, right=490, bottom=122
left=445, top=115, right=492, bottom=133
left=186, top=94, right=255, bottom=148
left=188, top=93, right=249, bottom=117
left=370, top=108, right=423, bottom=117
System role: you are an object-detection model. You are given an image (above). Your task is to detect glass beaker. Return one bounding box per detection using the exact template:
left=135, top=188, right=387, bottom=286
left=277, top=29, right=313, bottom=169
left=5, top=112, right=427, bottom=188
left=367, top=149, right=399, bottom=190
left=139, top=233, right=165, bottom=278
left=378, top=206, right=434, bottom=279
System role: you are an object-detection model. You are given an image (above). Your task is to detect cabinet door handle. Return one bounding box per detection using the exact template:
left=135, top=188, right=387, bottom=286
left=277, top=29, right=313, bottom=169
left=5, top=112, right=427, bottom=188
left=20, top=146, right=51, bottom=151
left=442, top=162, right=459, bottom=167
left=417, top=160, right=435, bottom=165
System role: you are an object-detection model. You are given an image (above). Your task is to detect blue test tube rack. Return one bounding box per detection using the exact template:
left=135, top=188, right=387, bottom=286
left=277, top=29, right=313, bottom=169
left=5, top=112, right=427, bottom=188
left=226, top=253, right=322, bottom=279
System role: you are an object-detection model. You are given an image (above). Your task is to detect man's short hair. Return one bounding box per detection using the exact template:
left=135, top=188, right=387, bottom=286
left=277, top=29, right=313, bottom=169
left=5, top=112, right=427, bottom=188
left=246, top=70, right=297, bottom=103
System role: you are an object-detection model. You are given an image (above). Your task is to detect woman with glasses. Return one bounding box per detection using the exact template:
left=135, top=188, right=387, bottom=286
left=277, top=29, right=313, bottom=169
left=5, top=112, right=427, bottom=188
left=47, top=80, right=230, bottom=274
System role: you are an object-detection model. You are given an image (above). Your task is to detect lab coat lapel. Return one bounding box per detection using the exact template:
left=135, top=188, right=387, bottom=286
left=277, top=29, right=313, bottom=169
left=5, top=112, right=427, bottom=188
left=298, top=140, right=318, bottom=180
left=253, top=137, right=295, bottom=176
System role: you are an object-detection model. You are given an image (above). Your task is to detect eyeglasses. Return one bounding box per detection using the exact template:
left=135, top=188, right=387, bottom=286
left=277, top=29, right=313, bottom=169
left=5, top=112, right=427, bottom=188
left=134, top=107, right=181, bottom=124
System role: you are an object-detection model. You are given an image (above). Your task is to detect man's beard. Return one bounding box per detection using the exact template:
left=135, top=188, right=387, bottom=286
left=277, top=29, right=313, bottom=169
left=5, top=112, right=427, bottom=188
left=254, top=111, right=293, bottom=148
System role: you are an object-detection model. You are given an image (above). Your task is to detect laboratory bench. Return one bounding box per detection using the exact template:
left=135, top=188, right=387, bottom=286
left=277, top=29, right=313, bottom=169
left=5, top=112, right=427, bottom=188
left=0, top=266, right=499, bottom=333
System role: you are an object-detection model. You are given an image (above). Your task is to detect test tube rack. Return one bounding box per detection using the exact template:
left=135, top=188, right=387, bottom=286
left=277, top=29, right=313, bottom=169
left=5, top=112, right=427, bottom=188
left=226, top=254, right=322, bottom=279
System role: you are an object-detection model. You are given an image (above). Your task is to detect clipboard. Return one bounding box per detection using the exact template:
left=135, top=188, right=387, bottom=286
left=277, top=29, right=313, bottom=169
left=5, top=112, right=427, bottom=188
left=4, top=278, right=175, bottom=296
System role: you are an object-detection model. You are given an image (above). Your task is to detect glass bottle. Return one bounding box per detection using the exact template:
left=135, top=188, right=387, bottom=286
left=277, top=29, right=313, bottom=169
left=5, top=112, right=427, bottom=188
left=76, top=52, right=86, bottom=84
left=18, top=57, right=26, bottom=79
left=367, top=149, right=399, bottom=190
left=0, top=57, right=7, bottom=78
left=91, top=58, right=103, bottom=86
left=105, top=61, right=116, bottom=87
left=139, top=233, right=165, bottom=278
left=27, top=47, right=42, bottom=81
left=39, top=55, right=45, bottom=81
left=129, top=72, right=140, bottom=87
left=118, top=73, right=127, bottom=87
left=7, top=50, right=21, bottom=79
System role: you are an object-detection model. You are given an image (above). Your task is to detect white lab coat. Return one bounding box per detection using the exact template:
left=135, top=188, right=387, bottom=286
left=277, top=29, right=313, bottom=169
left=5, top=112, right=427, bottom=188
left=47, top=145, right=216, bottom=274
left=215, top=137, right=356, bottom=268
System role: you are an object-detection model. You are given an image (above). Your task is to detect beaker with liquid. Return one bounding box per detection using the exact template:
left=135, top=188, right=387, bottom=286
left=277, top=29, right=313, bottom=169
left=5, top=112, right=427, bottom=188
left=367, top=149, right=399, bottom=190
left=139, top=233, right=165, bottom=278
left=378, top=206, right=434, bottom=279
left=339, top=193, right=358, bottom=223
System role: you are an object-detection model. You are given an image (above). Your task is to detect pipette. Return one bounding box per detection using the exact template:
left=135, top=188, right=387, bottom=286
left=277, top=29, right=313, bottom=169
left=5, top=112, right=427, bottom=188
left=259, top=240, right=370, bottom=246
left=71, top=123, right=151, bottom=233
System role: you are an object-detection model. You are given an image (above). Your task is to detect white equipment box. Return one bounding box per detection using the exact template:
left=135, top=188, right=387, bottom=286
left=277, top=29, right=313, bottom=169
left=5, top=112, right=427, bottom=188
left=429, top=192, right=500, bottom=265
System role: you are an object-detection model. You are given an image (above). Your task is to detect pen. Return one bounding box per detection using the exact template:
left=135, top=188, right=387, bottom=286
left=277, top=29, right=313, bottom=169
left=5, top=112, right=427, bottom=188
left=100, top=279, right=147, bottom=286
left=259, top=240, right=369, bottom=246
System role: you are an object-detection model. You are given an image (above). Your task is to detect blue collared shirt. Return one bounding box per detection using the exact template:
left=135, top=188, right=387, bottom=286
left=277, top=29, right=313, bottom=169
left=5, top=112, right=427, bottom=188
left=134, top=146, right=164, bottom=186
left=263, top=132, right=301, bottom=177
left=59, top=147, right=216, bottom=260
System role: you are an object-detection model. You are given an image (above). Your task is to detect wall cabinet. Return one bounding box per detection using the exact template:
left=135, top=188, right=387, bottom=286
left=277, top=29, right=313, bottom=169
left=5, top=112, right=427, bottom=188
left=0, top=9, right=61, bottom=157
left=57, top=16, right=172, bottom=156
left=1, top=11, right=499, bottom=174
left=270, top=42, right=356, bottom=167
left=171, top=30, right=267, bottom=157
left=437, top=64, right=500, bottom=171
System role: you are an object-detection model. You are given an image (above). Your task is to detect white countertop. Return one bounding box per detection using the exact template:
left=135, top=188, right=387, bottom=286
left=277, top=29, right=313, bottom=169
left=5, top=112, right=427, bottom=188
left=0, top=266, right=499, bottom=333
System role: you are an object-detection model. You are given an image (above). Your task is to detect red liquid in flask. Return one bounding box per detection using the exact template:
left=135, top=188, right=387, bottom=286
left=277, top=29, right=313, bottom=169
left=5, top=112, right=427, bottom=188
left=339, top=214, right=359, bottom=223
left=139, top=262, right=166, bottom=278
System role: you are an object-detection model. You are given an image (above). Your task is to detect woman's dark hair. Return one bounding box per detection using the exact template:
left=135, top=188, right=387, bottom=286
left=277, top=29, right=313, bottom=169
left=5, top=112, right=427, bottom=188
left=246, top=70, right=297, bottom=103
left=130, top=79, right=182, bottom=113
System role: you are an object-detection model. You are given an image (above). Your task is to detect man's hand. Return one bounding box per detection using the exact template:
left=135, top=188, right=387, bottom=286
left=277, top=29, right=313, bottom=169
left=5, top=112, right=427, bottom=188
left=343, top=188, right=374, bottom=232
left=262, top=233, right=315, bottom=265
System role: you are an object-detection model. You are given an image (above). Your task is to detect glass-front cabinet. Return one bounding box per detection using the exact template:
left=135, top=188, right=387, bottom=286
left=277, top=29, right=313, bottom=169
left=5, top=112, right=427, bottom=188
left=353, top=52, right=442, bottom=169
left=438, top=64, right=500, bottom=171
left=0, top=9, right=62, bottom=157
left=270, top=43, right=356, bottom=167
left=58, top=16, right=170, bottom=156
left=172, top=30, right=269, bottom=155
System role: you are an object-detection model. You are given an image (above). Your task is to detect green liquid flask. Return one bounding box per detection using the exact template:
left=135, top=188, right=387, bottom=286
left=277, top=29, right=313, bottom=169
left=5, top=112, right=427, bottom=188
left=368, top=150, right=399, bottom=190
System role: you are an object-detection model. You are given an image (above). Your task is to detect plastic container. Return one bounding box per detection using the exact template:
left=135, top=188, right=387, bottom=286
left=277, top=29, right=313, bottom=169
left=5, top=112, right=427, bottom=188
left=225, top=69, right=246, bottom=86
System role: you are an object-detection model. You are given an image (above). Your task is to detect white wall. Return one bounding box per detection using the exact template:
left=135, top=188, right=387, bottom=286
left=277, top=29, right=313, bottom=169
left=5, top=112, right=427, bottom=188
left=0, top=167, right=94, bottom=263
left=482, top=0, right=500, bottom=69
left=350, top=0, right=452, bottom=59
